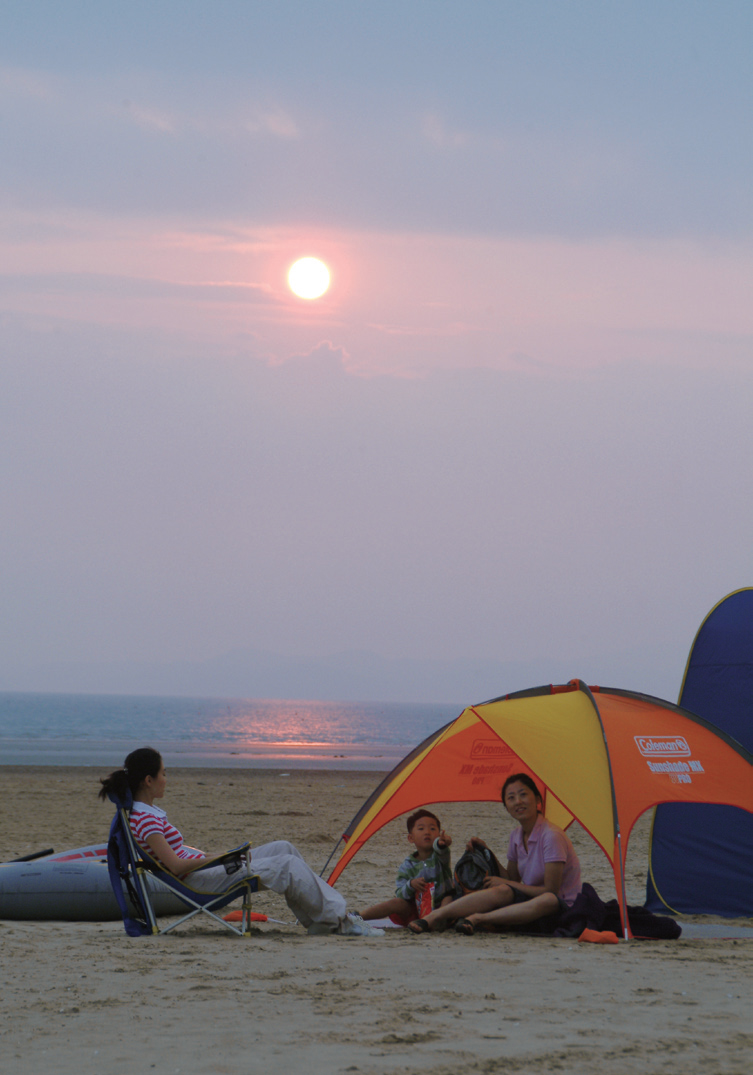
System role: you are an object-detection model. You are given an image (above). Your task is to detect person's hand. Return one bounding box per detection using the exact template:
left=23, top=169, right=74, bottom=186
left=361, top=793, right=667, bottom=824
left=482, top=876, right=509, bottom=889
left=437, top=830, right=452, bottom=849
left=410, top=877, right=428, bottom=893
left=466, top=836, right=487, bottom=851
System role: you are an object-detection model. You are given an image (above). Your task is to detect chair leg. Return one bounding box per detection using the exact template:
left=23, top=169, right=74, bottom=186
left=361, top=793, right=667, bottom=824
left=134, top=865, right=159, bottom=934
left=242, top=887, right=253, bottom=937
left=160, top=903, right=244, bottom=935
left=242, top=852, right=254, bottom=937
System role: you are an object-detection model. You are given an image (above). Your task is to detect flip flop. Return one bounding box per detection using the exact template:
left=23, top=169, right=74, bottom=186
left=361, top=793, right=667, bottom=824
left=454, top=918, right=475, bottom=936
left=407, top=918, right=431, bottom=934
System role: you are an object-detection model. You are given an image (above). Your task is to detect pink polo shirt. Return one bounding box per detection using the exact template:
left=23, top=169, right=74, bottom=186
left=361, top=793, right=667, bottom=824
left=507, top=816, right=581, bottom=906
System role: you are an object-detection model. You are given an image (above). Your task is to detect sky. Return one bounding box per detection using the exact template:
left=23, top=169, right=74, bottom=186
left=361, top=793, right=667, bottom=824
left=1, top=1, right=751, bottom=704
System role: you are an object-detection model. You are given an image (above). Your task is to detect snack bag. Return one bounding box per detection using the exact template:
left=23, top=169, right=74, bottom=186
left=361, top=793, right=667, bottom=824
left=417, top=882, right=435, bottom=918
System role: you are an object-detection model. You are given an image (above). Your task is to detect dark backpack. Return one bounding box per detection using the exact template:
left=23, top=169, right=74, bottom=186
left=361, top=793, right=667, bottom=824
left=453, top=844, right=504, bottom=895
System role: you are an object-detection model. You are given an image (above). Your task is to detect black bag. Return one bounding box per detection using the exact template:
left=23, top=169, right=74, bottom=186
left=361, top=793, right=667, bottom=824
left=453, top=843, right=504, bottom=896
left=553, top=883, right=682, bottom=940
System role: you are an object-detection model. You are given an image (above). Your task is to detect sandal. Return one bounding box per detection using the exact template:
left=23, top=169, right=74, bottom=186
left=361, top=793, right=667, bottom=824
left=407, top=918, right=431, bottom=935
left=454, top=918, right=475, bottom=936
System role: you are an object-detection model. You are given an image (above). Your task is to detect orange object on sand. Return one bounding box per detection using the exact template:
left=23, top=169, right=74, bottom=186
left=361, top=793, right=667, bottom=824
left=579, top=928, right=619, bottom=944
left=223, top=910, right=268, bottom=923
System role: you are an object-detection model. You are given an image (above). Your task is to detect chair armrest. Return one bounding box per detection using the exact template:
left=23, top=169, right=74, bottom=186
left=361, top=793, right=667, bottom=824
left=194, top=842, right=252, bottom=871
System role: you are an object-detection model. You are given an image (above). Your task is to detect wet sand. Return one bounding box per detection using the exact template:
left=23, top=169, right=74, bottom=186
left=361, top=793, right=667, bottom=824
left=0, top=766, right=751, bottom=1074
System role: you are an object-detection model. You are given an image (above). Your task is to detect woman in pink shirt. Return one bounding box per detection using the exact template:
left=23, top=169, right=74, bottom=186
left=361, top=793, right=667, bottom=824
left=409, top=772, right=581, bottom=935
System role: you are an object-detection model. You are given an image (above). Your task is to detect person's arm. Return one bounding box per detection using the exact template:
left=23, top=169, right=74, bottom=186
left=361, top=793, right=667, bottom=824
left=458, top=837, right=510, bottom=887
left=428, top=839, right=456, bottom=903
left=144, top=832, right=209, bottom=876
left=466, top=835, right=486, bottom=851
left=433, top=837, right=452, bottom=863
left=395, top=857, right=426, bottom=899
left=481, top=856, right=515, bottom=887
left=490, top=860, right=563, bottom=898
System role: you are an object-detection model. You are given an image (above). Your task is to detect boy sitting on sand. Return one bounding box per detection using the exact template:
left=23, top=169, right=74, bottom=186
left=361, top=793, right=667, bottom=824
left=360, top=809, right=454, bottom=926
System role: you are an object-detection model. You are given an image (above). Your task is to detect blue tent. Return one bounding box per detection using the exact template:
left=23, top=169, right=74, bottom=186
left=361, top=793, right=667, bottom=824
left=646, top=588, right=753, bottom=916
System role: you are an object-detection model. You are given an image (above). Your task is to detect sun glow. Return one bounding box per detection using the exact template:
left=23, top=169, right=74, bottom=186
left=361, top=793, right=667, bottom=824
left=287, top=257, right=330, bottom=299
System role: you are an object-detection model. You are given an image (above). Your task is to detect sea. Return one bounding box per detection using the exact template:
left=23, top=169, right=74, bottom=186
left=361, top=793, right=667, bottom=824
left=0, top=692, right=462, bottom=771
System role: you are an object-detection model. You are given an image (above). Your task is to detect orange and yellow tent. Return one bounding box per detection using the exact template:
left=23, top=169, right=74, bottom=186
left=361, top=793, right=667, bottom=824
left=326, top=681, right=752, bottom=938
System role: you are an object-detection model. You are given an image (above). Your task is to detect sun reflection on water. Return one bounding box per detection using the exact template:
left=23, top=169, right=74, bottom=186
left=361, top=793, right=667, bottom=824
left=0, top=693, right=461, bottom=751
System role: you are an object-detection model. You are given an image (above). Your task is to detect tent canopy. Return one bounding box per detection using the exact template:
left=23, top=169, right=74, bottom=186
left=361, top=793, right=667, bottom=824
left=327, top=680, right=752, bottom=935
left=647, top=588, right=753, bottom=916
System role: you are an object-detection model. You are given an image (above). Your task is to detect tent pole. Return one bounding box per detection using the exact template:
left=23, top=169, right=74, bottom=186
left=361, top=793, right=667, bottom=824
left=579, top=681, right=632, bottom=941
left=616, top=829, right=630, bottom=940
left=320, top=836, right=344, bottom=878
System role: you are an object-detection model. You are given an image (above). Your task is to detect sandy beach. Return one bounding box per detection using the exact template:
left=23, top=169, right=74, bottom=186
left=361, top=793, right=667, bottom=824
left=1, top=765, right=751, bottom=1075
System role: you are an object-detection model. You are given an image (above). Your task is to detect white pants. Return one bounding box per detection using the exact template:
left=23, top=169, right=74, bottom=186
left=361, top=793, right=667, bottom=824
left=186, top=840, right=347, bottom=928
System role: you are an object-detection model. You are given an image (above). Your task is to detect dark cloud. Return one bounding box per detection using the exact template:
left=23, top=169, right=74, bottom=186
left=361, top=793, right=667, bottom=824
left=0, top=272, right=274, bottom=303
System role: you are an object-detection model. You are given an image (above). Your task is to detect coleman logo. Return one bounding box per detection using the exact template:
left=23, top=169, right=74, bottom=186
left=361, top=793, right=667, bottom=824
left=470, top=740, right=514, bottom=759
left=634, top=735, right=691, bottom=758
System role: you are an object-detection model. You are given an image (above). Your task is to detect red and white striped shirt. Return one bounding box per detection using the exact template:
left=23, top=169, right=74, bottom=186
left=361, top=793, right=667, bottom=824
left=129, top=802, right=204, bottom=870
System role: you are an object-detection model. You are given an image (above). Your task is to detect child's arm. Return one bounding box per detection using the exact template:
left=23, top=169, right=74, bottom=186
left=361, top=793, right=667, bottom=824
left=433, top=834, right=452, bottom=861
left=395, top=856, right=425, bottom=900
left=430, top=839, right=455, bottom=905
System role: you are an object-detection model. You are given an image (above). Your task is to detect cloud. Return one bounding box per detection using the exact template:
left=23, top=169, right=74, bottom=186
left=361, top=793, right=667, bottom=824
left=509, top=351, right=547, bottom=370
left=1, top=33, right=748, bottom=239
left=122, top=98, right=301, bottom=141
left=126, top=104, right=177, bottom=134
left=420, top=113, right=469, bottom=149
left=1, top=62, right=302, bottom=156
left=0, top=271, right=275, bottom=303
left=240, top=108, right=300, bottom=140
left=2, top=212, right=750, bottom=379
left=0, top=65, right=54, bottom=101
left=285, top=338, right=353, bottom=370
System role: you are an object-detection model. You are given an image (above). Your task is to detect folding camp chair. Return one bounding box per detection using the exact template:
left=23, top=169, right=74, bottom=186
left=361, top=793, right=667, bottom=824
left=106, top=790, right=260, bottom=937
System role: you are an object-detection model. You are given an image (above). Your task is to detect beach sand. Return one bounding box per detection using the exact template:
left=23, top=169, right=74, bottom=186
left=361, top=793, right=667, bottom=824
left=1, top=766, right=751, bottom=1074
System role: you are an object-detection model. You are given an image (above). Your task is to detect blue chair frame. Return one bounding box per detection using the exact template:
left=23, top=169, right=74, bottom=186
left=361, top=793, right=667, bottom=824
left=106, top=790, right=260, bottom=937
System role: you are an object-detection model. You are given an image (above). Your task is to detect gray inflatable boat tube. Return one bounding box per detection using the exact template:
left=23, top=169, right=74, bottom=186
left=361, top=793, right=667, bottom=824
left=0, top=844, right=188, bottom=921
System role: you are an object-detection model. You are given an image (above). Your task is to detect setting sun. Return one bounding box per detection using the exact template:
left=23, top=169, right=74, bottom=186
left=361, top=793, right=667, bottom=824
left=287, top=257, right=330, bottom=299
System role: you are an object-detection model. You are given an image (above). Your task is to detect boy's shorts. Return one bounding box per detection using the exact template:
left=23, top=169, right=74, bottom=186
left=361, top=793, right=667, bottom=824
left=389, top=901, right=420, bottom=926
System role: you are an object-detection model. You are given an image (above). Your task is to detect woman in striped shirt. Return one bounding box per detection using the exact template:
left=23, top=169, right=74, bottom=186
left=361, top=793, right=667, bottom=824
left=99, top=747, right=382, bottom=937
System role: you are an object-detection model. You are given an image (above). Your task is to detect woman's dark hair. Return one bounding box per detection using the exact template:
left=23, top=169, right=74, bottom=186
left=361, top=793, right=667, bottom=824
left=501, top=772, right=543, bottom=806
left=98, top=747, right=162, bottom=802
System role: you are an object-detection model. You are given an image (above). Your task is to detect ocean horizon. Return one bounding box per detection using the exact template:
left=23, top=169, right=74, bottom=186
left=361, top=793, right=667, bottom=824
left=0, top=691, right=462, bottom=770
